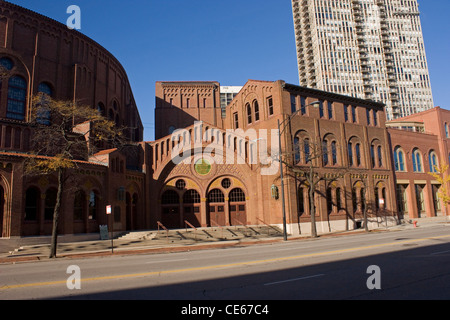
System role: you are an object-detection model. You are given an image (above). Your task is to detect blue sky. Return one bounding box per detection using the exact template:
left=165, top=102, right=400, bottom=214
left=7, top=0, right=450, bottom=141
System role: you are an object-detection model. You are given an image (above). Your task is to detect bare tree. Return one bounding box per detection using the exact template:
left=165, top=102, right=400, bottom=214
left=281, top=138, right=349, bottom=238
left=24, top=94, right=127, bottom=258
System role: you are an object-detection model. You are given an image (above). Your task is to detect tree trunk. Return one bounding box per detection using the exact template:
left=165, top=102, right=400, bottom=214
left=309, top=165, right=318, bottom=238
left=363, top=188, right=369, bottom=232
left=49, top=168, right=64, bottom=259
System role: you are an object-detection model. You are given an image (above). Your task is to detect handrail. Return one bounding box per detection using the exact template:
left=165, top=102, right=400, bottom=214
left=256, top=217, right=273, bottom=236
left=232, top=218, right=247, bottom=229
left=209, top=218, right=224, bottom=238
left=209, top=218, right=222, bottom=228
left=184, top=220, right=197, bottom=231
left=157, top=221, right=168, bottom=231
left=157, top=221, right=169, bottom=242
left=184, top=220, right=197, bottom=240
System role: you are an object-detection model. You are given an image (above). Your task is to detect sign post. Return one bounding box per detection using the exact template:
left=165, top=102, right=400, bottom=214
left=106, top=205, right=113, bottom=254
left=379, top=199, right=387, bottom=227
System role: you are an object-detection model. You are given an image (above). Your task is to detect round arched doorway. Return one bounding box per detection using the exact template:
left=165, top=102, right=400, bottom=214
left=183, top=189, right=201, bottom=227
left=208, top=189, right=225, bottom=226
left=161, top=190, right=180, bottom=229
left=229, top=188, right=247, bottom=226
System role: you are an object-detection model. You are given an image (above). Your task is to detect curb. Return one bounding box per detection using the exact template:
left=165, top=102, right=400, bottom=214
left=1, top=221, right=447, bottom=264
left=0, top=229, right=381, bottom=264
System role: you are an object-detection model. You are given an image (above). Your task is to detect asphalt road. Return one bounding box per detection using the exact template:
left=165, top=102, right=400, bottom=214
left=1, top=225, right=449, bottom=304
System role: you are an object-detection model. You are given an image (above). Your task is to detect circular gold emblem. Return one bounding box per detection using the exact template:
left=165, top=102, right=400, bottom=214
left=194, top=158, right=212, bottom=175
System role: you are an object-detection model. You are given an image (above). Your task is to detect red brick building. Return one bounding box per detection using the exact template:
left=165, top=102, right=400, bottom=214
left=0, top=2, right=145, bottom=238
left=387, top=107, right=450, bottom=220
left=149, top=80, right=399, bottom=235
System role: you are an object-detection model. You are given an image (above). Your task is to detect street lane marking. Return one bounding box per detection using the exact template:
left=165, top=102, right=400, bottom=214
left=145, top=258, right=188, bottom=264
left=430, top=250, right=450, bottom=256
left=265, top=274, right=325, bottom=286
left=1, top=234, right=450, bottom=291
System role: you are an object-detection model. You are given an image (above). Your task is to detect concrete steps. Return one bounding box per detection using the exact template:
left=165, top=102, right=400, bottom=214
left=118, top=225, right=284, bottom=243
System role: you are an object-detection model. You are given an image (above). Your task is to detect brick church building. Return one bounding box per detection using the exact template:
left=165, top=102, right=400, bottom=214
left=0, top=2, right=447, bottom=239
left=149, top=80, right=399, bottom=235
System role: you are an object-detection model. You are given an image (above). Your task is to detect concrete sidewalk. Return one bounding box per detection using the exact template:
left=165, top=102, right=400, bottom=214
left=1, top=216, right=448, bottom=264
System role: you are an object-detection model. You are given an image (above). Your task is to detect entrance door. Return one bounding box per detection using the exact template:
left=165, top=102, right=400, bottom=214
left=161, top=190, right=181, bottom=229
left=229, top=188, right=247, bottom=226
left=209, top=204, right=226, bottom=226
left=183, top=190, right=201, bottom=227
left=229, top=204, right=246, bottom=226
left=208, top=189, right=226, bottom=226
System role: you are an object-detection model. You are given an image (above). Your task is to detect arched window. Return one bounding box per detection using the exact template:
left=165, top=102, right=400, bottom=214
left=348, top=137, right=363, bottom=167
left=336, top=188, right=342, bottom=210
left=319, top=100, right=324, bottom=118
left=73, top=190, right=86, bottom=221
left=394, top=147, right=406, bottom=172
left=331, top=141, right=337, bottom=165
left=322, top=139, right=329, bottom=166
left=44, top=188, right=57, bottom=221
left=326, top=187, right=333, bottom=213
left=97, top=102, right=106, bottom=117
left=429, top=151, right=438, bottom=173
left=322, top=135, right=339, bottom=166
left=89, top=190, right=99, bottom=220
left=412, top=149, right=423, bottom=172
left=25, top=187, right=40, bottom=221
left=183, top=190, right=201, bottom=204
left=355, top=143, right=361, bottom=166
left=38, top=82, right=52, bottom=96
left=161, top=190, right=180, bottom=205
left=360, top=187, right=366, bottom=213
left=298, top=186, right=306, bottom=215
left=7, top=76, right=27, bottom=120
left=446, top=123, right=449, bottom=138
left=327, top=101, right=333, bottom=119
left=377, top=145, right=383, bottom=167
left=246, top=103, right=252, bottom=124
left=253, top=100, right=260, bottom=122
left=294, top=137, right=300, bottom=164
left=229, top=188, right=246, bottom=202
left=327, top=185, right=343, bottom=214
left=352, top=183, right=366, bottom=214
left=304, top=138, right=310, bottom=163
left=208, top=189, right=224, bottom=203
left=348, top=142, right=353, bottom=166
left=176, top=179, right=186, bottom=190
left=0, top=57, right=14, bottom=70
left=36, top=82, right=53, bottom=125
left=108, top=109, right=114, bottom=121
left=370, top=145, right=375, bottom=168
left=293, top=131, right=311, bottom=165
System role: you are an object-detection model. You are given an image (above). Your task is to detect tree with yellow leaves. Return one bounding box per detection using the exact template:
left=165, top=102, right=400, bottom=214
left=428, top=164, right=450, bottom=218
left=25, top=94, right=127, bottom=258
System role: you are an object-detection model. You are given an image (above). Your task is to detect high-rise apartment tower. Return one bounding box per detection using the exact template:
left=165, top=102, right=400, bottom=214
left=292, top=0, right=434, bottom=119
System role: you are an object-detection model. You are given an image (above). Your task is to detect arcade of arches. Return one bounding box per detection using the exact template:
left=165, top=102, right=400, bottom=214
left=160, top=177, right=248, bottom=229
